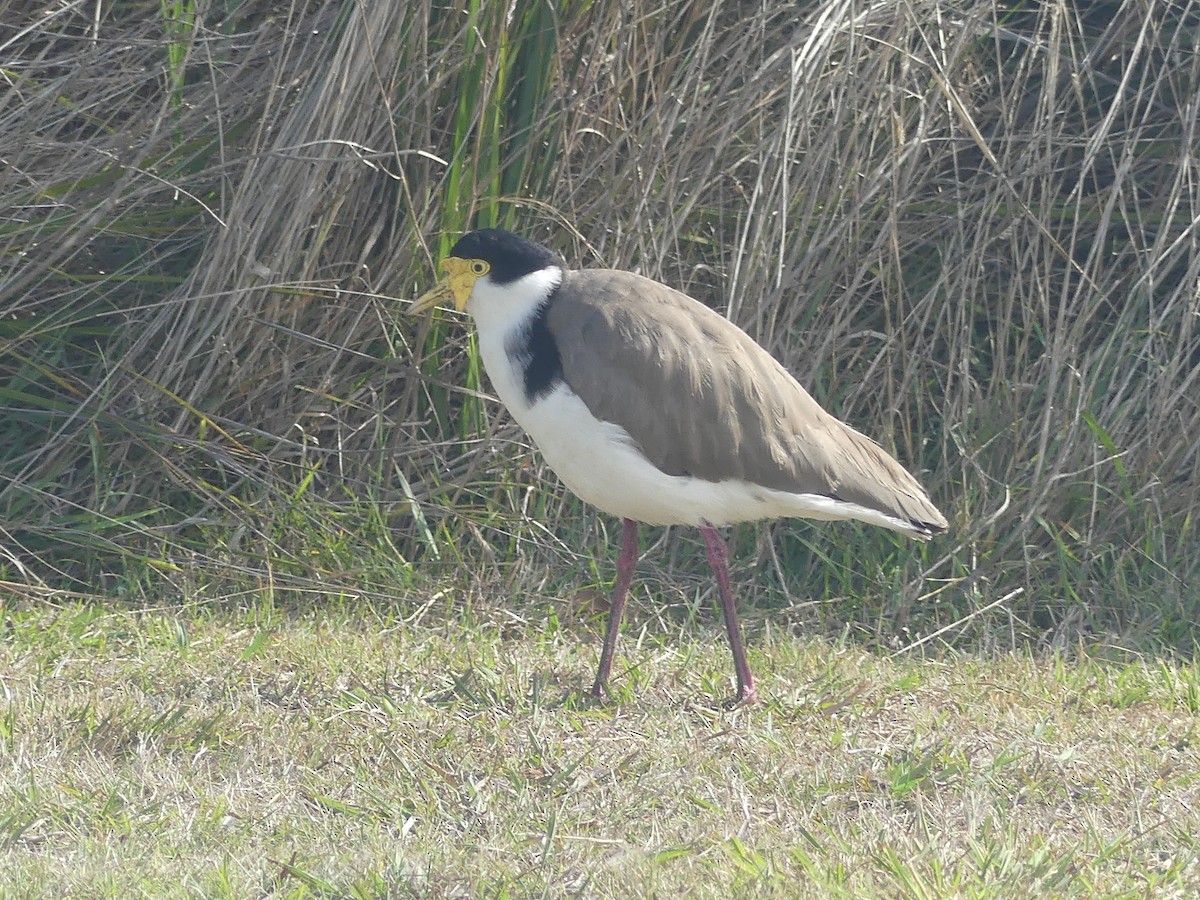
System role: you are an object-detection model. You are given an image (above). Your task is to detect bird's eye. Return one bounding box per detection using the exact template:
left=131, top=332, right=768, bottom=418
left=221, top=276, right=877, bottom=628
left=471, top=260, right=489, bottom=276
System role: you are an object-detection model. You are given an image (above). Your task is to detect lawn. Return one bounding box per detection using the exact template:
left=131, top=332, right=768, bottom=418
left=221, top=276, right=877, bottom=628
left=2, top=588, right=1197, bottom=897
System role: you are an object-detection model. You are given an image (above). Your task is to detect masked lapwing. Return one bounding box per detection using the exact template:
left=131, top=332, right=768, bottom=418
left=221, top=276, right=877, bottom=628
left=410, top=228, right=947, bottom=704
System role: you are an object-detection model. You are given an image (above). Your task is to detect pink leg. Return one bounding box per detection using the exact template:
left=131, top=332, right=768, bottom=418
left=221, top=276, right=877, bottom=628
left=700, top=525, right=758, bottom=705
left=591, top=518, right=639, bottom=698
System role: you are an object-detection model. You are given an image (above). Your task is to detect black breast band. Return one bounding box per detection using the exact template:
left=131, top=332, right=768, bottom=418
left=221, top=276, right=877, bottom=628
left=507, top=294, right=564, bottom=404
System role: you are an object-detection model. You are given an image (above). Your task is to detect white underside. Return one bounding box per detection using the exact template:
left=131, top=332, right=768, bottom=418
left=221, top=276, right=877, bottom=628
left=467, top=267, right=924, bottom=535
left=515, top=383, right=920, bottom=530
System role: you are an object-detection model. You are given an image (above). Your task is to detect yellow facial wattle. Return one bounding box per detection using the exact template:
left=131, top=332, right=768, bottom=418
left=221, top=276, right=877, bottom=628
left=409, top=257, right=490, bottom=314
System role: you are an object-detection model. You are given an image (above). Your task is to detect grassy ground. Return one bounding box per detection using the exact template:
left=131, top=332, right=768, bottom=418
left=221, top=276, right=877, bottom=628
left=3, top=586, right=1197, bottom=897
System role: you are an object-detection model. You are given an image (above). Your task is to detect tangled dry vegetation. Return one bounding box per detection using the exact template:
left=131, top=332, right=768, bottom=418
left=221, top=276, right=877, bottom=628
left=2, top=0, right=1198, bottom=648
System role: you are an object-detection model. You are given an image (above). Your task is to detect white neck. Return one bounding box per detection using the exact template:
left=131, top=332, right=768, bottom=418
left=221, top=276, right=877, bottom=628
left=466, top=266, right=564, bottom=340
left=465, top=264, right=564, bottom=420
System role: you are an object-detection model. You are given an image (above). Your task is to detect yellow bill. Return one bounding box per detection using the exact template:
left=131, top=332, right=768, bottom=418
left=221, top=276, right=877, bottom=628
left=409, top=257, right=486, bottom=314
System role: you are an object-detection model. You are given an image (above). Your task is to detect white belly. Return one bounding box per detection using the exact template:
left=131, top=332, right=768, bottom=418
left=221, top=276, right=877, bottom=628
left=514, top=383, right=813, bottom=525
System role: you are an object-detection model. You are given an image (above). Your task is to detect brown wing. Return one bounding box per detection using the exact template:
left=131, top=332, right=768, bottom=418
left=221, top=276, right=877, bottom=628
left=545, top=269, right=947, bottom=533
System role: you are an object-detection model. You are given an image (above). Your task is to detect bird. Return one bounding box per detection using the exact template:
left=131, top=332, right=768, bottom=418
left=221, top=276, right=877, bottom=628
left=410, top=228, right=947, bottom=705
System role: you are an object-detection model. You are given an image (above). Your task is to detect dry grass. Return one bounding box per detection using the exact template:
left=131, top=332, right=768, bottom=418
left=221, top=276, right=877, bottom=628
left=3, top=0, right=1197, bottom=646
left=2, top=1, right=1199, bottom=890
left=1, top=593, right=1198, bottom=896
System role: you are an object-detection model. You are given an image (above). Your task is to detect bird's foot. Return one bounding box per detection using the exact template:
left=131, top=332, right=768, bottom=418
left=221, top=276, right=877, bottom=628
left=725, top=685, right=758, bottom=709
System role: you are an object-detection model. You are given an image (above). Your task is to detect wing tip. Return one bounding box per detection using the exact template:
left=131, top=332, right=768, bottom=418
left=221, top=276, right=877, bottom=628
left=905, top=514, right=949, bottom=541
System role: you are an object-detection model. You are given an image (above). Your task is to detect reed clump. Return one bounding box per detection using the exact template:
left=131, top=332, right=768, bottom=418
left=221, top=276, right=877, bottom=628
left=1, top=0, right=1196, bottom=648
